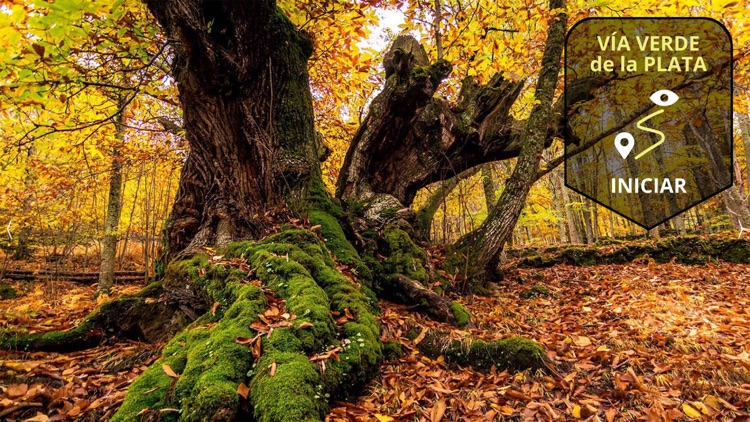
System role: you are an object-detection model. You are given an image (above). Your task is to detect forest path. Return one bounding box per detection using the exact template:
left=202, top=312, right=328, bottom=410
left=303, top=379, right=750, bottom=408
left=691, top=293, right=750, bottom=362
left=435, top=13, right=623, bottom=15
left=1, top=261, right=749, bottom=421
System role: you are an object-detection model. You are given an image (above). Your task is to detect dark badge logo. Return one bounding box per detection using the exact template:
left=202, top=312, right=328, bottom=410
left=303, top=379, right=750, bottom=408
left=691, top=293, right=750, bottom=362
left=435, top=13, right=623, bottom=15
left=564, top=18, right=733, bottom=229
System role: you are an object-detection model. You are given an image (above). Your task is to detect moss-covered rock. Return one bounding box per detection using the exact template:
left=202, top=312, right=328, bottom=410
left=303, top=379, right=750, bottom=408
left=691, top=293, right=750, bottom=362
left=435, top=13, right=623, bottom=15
left=382, top=339, right=403, bottom=360
left=0, top=282, right=186, bottom=352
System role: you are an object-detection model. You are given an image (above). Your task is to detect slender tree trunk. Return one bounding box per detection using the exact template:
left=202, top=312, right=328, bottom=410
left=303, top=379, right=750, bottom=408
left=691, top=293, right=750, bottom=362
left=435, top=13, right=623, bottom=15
left=552, top=172, right=568, bottom=243
left=582, top=198, right=594, bottom=244
left=736, top=108, right=750, bottom=194
left=13, top=145, right=36, bottom=260
left=97, top=103, right=126, bottom=296
left=415, top=167, right=480, bottom=240
left=560, top=176, right=580, bottom=243
left=119, top=164, right=143, bottom=268
left=456, top=0, right=567, bottom=282
left=591, top=200, right=599, bottom=240
left=481, top=163, right=496, bottom=212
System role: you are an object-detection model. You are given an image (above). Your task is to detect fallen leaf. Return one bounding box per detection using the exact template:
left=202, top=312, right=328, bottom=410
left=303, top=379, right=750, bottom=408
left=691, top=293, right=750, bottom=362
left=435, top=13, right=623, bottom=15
left=237, top=383, right=250, bottom=399
left=574, top=336, right=592, bottom=347
left=24, top=413, right=49, bottom=422
left=430, top=399, right=447, bottom=421
left=682, top=403, right=702, bottom=419
left=7, top=383, right=29, bottom=397
left=162, top=364, right=179, bottom=379
left=413, top=326, right=428, bottom=345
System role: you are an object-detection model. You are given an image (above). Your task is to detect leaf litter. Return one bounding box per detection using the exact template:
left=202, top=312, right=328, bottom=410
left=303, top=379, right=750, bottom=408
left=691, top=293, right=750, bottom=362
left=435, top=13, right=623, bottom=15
left=329, top=261, right=750, bottom=421
left=1, top=259, right=749, bottom=421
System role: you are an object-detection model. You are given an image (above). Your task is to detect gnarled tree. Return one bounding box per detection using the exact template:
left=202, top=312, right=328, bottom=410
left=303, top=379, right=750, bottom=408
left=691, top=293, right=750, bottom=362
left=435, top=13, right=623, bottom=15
left=1, top=1, right=575, bottom=420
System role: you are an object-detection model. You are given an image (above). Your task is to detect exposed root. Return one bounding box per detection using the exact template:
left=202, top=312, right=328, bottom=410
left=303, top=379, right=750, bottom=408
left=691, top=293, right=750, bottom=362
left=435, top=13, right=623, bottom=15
left=410, top=326, right=547, bottom=372
left=366, top=225, right=473, bottom=327
left=0, top=282, right=187, bottom=352
left=113, top=219, right=383, bottom=421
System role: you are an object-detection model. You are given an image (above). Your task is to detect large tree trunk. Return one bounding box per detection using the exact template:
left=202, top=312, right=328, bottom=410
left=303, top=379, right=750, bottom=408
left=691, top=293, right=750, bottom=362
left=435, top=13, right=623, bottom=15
left=97, top=102, right=126, bottom=296
left=453, top=0, right=567, bottom=283
left=148, top=0, right=322, bottom=261
left=2, top=3, right=555, bottom=421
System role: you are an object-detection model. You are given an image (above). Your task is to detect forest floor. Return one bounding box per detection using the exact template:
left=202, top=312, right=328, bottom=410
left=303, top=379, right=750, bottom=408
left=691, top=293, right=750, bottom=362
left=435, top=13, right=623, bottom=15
left=1, top=258, right=749, bottom=421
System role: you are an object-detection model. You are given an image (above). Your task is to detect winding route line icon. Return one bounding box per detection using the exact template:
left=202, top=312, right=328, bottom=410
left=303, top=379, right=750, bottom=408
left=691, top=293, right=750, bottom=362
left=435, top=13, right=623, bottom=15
left=617, top=89, right=679, bottom=160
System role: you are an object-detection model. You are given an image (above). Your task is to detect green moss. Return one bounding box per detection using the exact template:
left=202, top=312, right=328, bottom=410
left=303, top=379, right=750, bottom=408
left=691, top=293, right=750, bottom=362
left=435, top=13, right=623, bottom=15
left=382, top=340, right=403, bottom=360
left=308, top=210, right=373, bottom=285
left=520, top=284, right=550, bottom=299
left=449, top=302, right=471, bottom=328
left=112, top=330, right=195, bottom=422
left=441, top=337, right=546, bottom=371
left=137, top=281, right=165, bottom=298
left=113, top=265, right=267, bottom=422
left=226, top=225, right=383, bottom=415
left=380, top=226, right=428, bottom=283
left=560, top=247, right=599, bottom=266
left=1, top=284, right=180, bottom=351
left=249, top=352, right=326, bottom=422
left=115, top=217, right=383, bottom=421
left=176, top=284, right=265, bottom=422
left=517, top=236, right=750, bottom=268
left=0, top=283, right=17, bottom=300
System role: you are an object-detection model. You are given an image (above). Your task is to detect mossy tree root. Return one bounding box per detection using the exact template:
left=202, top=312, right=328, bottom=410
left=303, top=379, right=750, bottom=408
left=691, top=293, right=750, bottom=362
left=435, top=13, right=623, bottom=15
left=113, top=223, right=383, bottom=422
left=515, top=235, right=750, bottom=268
left=368, top=225, right=473, bottom=327
left=411, top=326, right=547, bottom=372
left=0, top=282, right=187, bottom=353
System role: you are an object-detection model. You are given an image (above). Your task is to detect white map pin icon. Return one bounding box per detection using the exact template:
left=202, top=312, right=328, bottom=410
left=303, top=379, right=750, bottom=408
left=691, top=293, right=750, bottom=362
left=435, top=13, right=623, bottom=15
left=615, top=132, right=634, bottom=159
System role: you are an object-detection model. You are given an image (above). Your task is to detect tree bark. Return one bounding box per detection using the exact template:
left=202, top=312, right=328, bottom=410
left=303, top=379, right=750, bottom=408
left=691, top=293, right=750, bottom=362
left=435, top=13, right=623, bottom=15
left=582, top=198, right=594, bottom=244
left=147, top=0, right=323, bottom=260
left=97, top=102, right=126, bottom=296
left=415, top=166, right=480, bottom=240
left=552, top=171, right=568, bottom=243
left=560, top=175, right=580, bottom=243
left=335, top=33, right=606, bottom=218
left=0, top=3, right=570, bottom=420
left=481, top=163, right=497, bottom=212
left=738, top=112, right=750, bottom=194
left=454, top=0, right=567, bottom=283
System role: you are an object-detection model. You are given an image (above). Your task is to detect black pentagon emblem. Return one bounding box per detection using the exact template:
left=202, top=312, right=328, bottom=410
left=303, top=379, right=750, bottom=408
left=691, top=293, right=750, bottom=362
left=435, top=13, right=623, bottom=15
left=564, top=18, right=733, bottom=229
